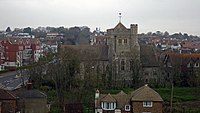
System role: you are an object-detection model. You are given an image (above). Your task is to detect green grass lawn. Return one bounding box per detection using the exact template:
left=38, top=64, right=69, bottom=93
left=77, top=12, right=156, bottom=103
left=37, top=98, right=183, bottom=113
left=102, top=87, right=199, bottom=102
left=155, top=87, right=199, bottom=102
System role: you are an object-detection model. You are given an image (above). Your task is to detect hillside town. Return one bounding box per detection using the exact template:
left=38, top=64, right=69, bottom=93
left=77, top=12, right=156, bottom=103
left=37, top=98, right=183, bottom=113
left=0, top=21, right=200, bottom=113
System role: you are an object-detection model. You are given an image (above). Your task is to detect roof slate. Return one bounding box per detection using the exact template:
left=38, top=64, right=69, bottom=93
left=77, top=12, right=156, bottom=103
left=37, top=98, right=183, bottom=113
left=140, top=44, right=159, bottom=67
left=61, top=45, right=109, bottom=61
left=17, top=90, right=47, bottom=99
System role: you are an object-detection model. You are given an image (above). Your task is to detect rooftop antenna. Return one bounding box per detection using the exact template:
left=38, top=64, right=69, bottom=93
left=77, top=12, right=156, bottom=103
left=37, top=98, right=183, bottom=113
left=119, top=13, right=122, bottom=23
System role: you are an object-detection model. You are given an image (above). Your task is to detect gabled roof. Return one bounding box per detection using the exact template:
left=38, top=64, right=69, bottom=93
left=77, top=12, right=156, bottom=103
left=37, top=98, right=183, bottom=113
left=140, top=44, right=159, bottom=67
left=0, top=89, right=16, bottom=100
left=60, top=45, right=109, bottom=61
left=114, top=22, right=127, bottom=30
left=101, top=94, right=116, bottom=102
left=164, top=53, right=200, bottom=66
left=95, top=91, right=129, bottom=109
left=113, top=91, right=129, bottom=109
left=131, top=85, right=163, bottom=102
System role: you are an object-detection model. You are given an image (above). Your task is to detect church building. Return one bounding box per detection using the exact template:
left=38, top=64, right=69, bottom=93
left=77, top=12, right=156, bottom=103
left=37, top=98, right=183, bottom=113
left=107, top=22, right=140, bottom=82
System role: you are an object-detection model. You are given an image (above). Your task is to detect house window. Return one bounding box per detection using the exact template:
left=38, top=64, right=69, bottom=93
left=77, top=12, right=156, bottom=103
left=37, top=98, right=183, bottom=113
left=121, top=59, right=125, bottom=71
left=194, top=63, right=199, bottom=67
left=125, top=105, right=130, bottom=111
left=143, top=101, right=153, bottom=107
left=118, top=39, right=122, bottom=45
left=124, top=39, right=127, bottom=44
left=101, top=102, right=116, bottom=110
left=187, top=63, right=191, bottom=67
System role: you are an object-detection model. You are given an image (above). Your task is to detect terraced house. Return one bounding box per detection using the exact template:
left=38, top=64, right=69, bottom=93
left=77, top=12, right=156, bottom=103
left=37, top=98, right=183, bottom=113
left=0, top=37, right=41, bottom=70
left=95, top=84, right=163, bottom=113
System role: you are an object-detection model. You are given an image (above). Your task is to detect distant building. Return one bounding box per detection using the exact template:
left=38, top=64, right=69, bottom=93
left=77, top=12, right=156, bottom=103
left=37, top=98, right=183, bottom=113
left=60, top=22, right=163, bottom=86
left=90, top=35, right=109, bottom=45
left=15, top=33, right=35, bottom=38
left=0, top=37, right=41, bottom=70
left=95, top=84, right=163, bottom=113
left=46, top=32, right=64, bottom=42
left=163, top=53, right=200, bottom=86
left=90, top=28, right=107, bottom=45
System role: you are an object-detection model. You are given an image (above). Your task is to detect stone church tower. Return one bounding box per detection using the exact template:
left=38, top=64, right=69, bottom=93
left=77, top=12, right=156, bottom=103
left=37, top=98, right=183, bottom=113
left=107, top=22, right=140, bottom=83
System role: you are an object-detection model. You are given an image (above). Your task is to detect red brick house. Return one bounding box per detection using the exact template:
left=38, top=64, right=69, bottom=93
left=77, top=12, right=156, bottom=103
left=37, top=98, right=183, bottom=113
left=95, top=84, right=163, bottom=113
left=0, top=89, right=16, bottom=113
left=131, top=85, right=163, bottom=113
left=0, top=37, right=41, bottom=70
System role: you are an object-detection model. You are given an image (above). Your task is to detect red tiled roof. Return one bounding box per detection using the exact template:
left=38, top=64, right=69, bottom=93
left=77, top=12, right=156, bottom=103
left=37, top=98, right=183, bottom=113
left=164, top=53, right=200, bottom=66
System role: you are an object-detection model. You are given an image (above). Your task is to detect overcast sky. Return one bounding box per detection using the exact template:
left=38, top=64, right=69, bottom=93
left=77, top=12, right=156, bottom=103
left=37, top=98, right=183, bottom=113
left=0, top=0, right=200, bottom=36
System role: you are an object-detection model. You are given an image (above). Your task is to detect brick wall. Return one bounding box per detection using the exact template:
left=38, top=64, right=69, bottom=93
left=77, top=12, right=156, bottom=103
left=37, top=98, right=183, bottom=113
left=1, top=100, right=16, bottom=113
left=132, top=101, right=163, bottom=113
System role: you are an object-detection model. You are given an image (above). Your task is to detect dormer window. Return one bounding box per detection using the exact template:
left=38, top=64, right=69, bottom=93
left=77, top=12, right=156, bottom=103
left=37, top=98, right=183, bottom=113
left=101, top=102, right=116, bottom=110
left=194, top=63, right=199, bottom=67
left=125, top=105, right=130, bottom=111
left=143, top=101, right=153, bottom=107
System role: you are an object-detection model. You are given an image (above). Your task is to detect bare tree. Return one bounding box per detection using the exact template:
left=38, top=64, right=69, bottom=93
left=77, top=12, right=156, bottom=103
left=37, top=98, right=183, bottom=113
left=48, top=47, right=80, bottom=109
left=129, top=47, right=141, bottom=87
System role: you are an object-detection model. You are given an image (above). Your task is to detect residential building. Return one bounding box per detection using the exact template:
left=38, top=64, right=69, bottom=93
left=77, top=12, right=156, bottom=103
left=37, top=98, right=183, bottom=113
left=90, top=35, right=109, bottom=45
left=95, top=84, right=163, bottom=113
left=0, top=37, right=41, bottom=70
left=46, top=32, right=64, bottom=42
left=0, top=89, right=16, bottom=113
left=163, top=53, right=200, bottom=86
left=16, top=90, right=49, bottom=113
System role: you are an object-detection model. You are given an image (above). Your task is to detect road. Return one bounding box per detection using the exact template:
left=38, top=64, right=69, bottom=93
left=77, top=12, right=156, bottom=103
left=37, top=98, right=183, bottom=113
left=0, top=71, right=29, bottom=90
